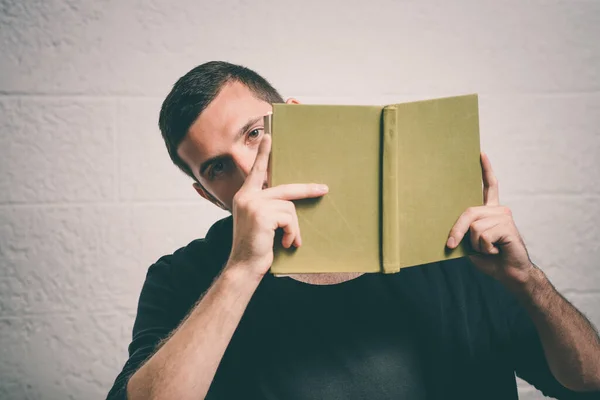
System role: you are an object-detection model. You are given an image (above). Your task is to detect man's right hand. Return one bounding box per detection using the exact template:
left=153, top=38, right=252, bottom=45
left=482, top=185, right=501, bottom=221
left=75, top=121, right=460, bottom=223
left=226, top=134, right=329, bottom=280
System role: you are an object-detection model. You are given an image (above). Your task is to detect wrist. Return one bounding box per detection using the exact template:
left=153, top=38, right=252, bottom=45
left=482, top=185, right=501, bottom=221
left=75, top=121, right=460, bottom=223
left=222, top=259, right=265, bottom=290
left=506, top=263, right=548, bottom=302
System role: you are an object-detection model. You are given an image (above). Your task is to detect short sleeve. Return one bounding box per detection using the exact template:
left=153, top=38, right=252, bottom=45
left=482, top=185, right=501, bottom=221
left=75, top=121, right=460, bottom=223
left=506, top=287, right=600, bottom=399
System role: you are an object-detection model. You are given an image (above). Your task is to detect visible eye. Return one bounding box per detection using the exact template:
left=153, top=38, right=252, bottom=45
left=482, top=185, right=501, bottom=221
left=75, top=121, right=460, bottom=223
left=208, top=160, right=227, bottom=181
left=248, top=128, right=262, bottom=141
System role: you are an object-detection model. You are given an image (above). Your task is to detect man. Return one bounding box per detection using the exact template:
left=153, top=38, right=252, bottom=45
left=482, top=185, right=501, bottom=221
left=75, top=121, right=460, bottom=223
left=107, top=61, right=600, bottom=399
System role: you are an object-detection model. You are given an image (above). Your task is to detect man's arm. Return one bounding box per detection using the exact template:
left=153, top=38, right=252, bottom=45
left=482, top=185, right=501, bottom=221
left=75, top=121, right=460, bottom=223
left=126, top=263, right=259, bottom=400
left=510, top=265, right=600, bottom=391
left=122, top=134, right=328, bottom=400
left=447, top=152, right=600, bottom=393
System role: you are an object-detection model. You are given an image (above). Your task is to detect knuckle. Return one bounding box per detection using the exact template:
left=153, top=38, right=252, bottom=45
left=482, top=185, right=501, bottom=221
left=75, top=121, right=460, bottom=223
left=286, top=201, right=296, bottom=214
left=468, top=225, right=478, bottom=235
left=280, top=212, right=293, bottom=227
left=233, top=192, right=247, bottom=206
left=502, top=206, right=512, bottom=217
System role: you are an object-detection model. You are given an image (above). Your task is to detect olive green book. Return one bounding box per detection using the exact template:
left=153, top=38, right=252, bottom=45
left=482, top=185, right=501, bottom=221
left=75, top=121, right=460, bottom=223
left=265, top=94, right=483, bottom=274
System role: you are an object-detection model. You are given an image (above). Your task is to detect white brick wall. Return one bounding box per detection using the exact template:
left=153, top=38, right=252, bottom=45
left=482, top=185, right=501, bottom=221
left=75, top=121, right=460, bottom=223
left=0, top=0, right=598, bottom=398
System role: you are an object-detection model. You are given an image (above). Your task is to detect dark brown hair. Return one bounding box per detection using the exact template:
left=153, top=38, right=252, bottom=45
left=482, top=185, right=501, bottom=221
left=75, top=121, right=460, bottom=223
left=158, top=61, right=284, bottom=180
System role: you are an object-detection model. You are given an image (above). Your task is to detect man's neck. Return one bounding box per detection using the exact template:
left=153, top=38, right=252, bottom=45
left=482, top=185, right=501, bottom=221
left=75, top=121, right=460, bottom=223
left=282, top=272, right=365, bottom=285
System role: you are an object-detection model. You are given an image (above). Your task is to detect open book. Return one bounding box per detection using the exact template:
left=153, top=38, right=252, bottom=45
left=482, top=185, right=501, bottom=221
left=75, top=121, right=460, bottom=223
left=265, top=94, right=483, bottom=274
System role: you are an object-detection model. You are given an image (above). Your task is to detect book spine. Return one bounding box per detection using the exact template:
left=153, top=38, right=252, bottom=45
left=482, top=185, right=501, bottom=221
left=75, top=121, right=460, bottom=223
left=382, top=106, right=401, bottom=273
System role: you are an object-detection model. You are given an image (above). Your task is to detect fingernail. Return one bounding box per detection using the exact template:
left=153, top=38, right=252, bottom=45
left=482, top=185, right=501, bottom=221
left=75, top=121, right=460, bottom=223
left=446, top=237, right=455, bottom=248
left=317, top=184, right=329, bottom=192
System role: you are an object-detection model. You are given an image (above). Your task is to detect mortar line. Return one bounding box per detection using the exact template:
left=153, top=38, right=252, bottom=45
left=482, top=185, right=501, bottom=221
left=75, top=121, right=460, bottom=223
left=0, top=91, right=599, bottom=100
left=0, top=200, right=207, bottom=208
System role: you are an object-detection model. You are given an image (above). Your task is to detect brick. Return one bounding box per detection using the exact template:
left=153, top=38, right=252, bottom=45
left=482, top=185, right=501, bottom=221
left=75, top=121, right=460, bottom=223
left=0, top=311, right=134, bottom=400
left=0, top=204, right=226, bottom=316
left=0, top=1, right=598, bottom=95
left=503, top=195, right=600, bottom=292
left=0, top=98, right=115, bottom=203
left=269, top=0, right=600, bottom=96
left=479, top=94, right=600, bottom=196
left=117, top=98, right=200, bottom=201
left=0, top=0, right=228, bottom=95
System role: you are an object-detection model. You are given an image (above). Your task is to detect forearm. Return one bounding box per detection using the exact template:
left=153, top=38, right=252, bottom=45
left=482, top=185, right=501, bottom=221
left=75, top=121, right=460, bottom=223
left=511, top=265, right=600, bottom=391
left=127, top=262, right=260, bottom=400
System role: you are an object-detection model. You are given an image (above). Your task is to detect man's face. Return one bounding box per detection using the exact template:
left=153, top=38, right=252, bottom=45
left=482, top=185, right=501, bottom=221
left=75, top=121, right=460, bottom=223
left=177, top=81, right=296, bottom=211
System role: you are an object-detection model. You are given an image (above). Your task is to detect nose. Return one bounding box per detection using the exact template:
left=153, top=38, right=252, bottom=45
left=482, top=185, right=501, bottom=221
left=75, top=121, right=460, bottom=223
left=231, top=147, right=269, bottom=188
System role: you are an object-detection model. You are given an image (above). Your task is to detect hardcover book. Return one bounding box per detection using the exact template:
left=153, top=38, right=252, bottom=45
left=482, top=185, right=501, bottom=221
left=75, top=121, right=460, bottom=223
left=265, top=94, right=483, bottom=274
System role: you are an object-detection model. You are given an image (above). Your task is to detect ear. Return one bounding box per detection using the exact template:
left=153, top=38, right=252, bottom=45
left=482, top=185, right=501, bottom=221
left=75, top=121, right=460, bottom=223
left=285, top=97, right=300, bottom=105
left=192, top=182, right=227, bottom=211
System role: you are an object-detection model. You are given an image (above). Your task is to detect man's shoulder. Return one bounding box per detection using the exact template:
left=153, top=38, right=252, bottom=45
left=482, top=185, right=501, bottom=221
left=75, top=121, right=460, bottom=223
left=144, top=215, right=233, bottom=296
left=173, top=214, right=233, bottom=266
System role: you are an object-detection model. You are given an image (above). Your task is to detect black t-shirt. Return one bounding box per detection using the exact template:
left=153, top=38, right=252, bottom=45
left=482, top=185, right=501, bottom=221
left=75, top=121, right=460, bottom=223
left=107, top=216, right=597, bottom=399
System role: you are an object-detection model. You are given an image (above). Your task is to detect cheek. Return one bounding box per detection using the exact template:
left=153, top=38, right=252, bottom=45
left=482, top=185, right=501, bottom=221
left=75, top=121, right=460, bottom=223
left=209, top=177, right=245, bottom=208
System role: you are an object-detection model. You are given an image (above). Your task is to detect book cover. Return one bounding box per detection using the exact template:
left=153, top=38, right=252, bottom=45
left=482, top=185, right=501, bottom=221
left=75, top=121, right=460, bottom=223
left=267, top=94, right=483, bottom=274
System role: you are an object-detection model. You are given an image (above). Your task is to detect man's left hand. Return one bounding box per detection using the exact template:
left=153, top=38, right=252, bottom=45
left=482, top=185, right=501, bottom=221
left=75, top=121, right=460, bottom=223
left=446, top=152, right=535, bottom=288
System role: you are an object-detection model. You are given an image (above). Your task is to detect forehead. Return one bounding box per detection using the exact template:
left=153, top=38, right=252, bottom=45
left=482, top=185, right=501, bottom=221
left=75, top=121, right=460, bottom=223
left=177, top=81, right=273, bottom=177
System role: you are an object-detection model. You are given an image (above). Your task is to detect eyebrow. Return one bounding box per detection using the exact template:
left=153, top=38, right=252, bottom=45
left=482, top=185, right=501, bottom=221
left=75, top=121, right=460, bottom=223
left=198, top=116, right=264, bottom=177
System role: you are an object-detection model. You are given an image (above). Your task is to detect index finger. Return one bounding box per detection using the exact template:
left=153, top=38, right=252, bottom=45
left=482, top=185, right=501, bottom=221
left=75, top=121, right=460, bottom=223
left=244, top=133, right=271, bottom=190
left=262, top=183, right=329, bottom=201
left=481, top=151, right=499, bottom=206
